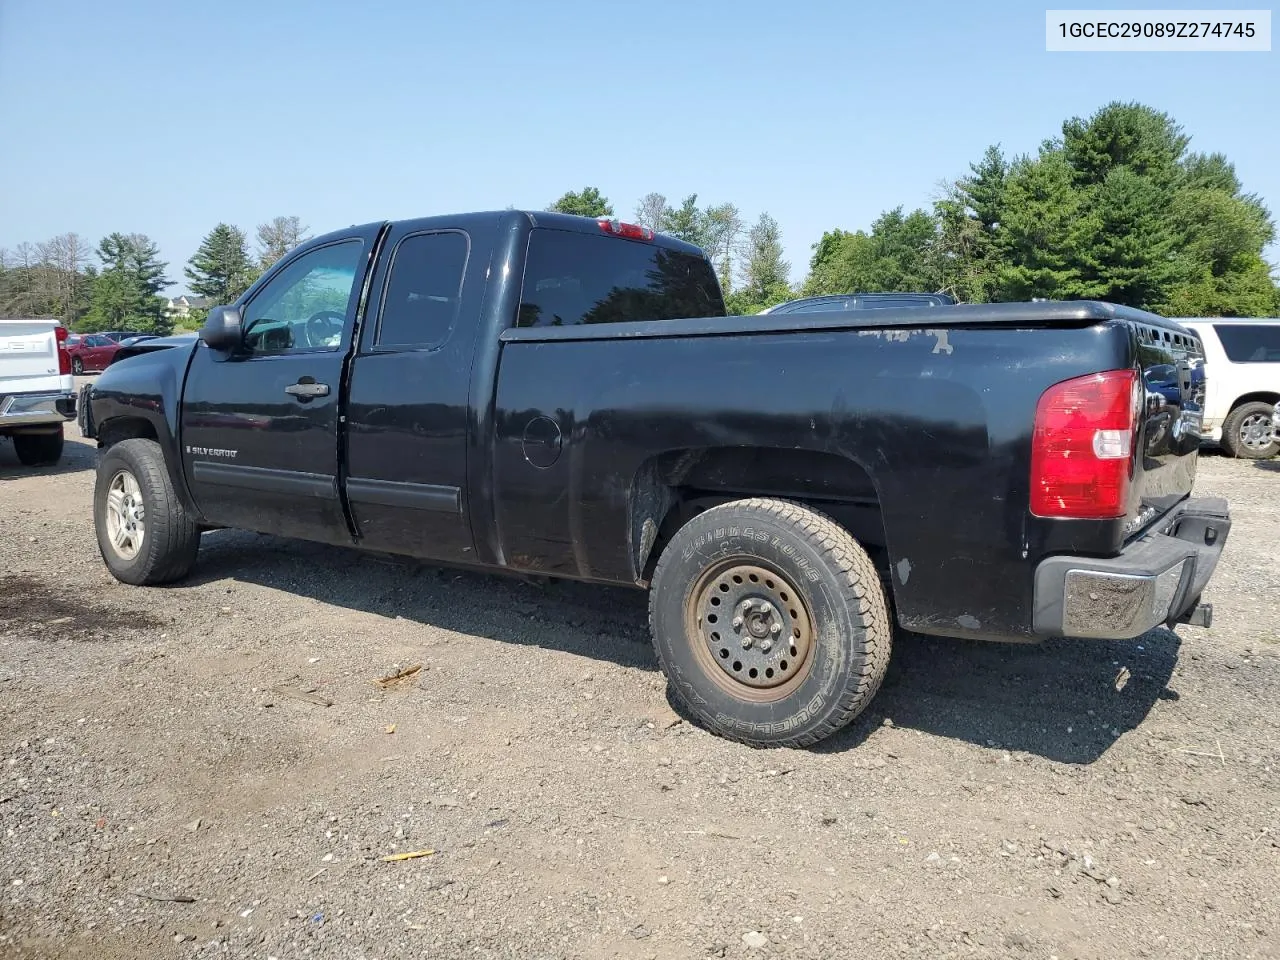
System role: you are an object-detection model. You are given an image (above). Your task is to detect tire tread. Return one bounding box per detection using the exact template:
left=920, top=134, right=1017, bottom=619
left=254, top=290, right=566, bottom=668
left=13, top=429, right=64, bottom=467
left=96, top=438, right=200, bottom=585
left=1220, top=401, right=1279, bottom=459
left=649, top=497, right=892, bottom=748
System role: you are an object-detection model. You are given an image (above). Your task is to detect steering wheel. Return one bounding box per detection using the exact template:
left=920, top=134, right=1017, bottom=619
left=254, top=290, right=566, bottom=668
left=305, top=310, right=345, bottom=347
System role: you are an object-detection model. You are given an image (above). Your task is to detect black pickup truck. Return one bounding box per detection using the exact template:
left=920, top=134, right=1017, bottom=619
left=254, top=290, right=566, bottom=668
left=80, top=210, right=1230, bottom=748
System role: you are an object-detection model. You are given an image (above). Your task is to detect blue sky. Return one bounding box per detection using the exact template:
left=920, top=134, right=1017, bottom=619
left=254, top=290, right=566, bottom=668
left=1, top=0, right=1276, bottom=293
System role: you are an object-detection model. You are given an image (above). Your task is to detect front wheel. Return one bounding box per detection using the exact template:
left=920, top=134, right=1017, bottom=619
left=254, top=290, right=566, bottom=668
left=71, top=357, right=84, bottom=375
left=94, top=438, right=200, bottom=585
left=1220, top=401, right=1279, bottom=459
left=648, top=498, right=892, bottom=748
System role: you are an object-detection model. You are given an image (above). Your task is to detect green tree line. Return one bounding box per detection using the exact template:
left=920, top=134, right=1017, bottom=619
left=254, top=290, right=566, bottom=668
left=552, top=103, right=1279, bottom=316
left=806, top=102, right=1279, bottom=316
left=4, top=102, right=1273, bottom=331
left=0, top=216, right=310, bottom=334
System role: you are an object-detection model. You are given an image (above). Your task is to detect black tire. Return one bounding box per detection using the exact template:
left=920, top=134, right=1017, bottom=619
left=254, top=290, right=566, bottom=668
left=93, top=438, right=200, bottom=585
left=13, top=428, right=64, bottom=466
left=71, top=356, right=84, bottom=375
left=1220, top=401, right=1279, bottom=459
left=648, top=497, right=892, bottom=748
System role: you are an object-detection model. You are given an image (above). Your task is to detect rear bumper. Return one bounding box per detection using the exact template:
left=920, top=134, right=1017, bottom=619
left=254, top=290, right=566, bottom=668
left=1033, top=497, right=1231, bottom=640
left=0, top=390, right=76, bottom=432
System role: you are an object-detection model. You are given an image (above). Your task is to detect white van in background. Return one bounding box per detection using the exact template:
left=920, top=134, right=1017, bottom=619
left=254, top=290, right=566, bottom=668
left=0, top=317, right=77, bottom=466
left=1173, top=318, right=1280, bottom=459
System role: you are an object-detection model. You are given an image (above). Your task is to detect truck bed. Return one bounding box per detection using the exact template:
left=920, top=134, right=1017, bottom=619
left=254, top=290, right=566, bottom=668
left=491, top=302, right=1203, bottom=642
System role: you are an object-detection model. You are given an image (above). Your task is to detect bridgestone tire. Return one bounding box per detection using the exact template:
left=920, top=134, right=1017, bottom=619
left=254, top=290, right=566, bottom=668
left=13, top=428, right=64, bottom=466
left=1220, top=401, right=1279, bottom=459
left=648, top=497, right=892, bottom=748
left=94, top=438, right=200, bottom=585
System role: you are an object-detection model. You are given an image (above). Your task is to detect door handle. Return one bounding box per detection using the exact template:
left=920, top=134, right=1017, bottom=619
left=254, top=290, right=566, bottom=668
left=285, top=380, right=329, bottom=399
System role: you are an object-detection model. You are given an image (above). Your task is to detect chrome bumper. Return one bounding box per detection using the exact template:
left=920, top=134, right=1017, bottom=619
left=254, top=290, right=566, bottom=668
left=0, top=391, right=76, bottom=429
left=1033, top=497, right=1230, bottom=640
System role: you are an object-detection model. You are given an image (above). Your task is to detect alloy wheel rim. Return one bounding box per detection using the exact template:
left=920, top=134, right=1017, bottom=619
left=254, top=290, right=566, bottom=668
left=104, top=469, right=145, bottom=560
left=1240, top=413, right=1275, bottom=450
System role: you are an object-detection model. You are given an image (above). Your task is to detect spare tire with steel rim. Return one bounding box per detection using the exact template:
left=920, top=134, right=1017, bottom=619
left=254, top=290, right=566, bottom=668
left=648, top=497, right=892, bottom=748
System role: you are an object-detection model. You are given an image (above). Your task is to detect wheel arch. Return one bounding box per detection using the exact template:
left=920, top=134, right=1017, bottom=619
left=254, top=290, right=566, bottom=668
left=94, top=414, right=200, bottom=518
left=96, top=416, right=159, bottom=448
left=1229, top=390, right=1280, bottom=409
left=628, top=445, right=889, bottom=589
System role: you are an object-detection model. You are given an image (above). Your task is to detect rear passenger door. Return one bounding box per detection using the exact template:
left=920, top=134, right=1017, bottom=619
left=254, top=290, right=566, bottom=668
left=344, top=223, right=482, bottom=562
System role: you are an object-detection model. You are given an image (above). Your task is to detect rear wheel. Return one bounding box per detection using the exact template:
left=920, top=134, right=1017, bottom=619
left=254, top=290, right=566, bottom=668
left=94, top=438, right=200, bottom=585
left=1220, top=401, right=1279, bottom=459
left=648, top=498, right=892, bottom=748
left=13, top=428, right=64, bottom=466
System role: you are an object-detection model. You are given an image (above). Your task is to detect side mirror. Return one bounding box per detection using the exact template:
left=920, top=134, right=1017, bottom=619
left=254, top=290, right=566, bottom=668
left=199, top=305, right=244, bottom=352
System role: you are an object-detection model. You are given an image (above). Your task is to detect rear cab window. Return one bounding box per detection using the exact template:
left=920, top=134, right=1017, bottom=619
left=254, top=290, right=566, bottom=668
left=1213, top=323, right=1280, bottom=363
left=516, top=229, right=724, bottom=327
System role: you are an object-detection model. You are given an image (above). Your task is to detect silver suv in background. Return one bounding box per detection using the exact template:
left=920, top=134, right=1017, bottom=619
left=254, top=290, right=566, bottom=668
left=1174, top=318, right=1280, bottom=459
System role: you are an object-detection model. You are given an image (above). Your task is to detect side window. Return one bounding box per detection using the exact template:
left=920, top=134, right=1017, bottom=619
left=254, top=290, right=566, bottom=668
left=1213, top=323, right=1280, bottom=363
left=375, top=231, right=469, bottom=349
left=241, top=240, right=365, bottom=356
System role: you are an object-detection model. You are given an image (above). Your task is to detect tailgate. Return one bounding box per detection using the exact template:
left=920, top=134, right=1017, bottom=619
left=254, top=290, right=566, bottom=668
left=0, top=321, right=64, bottom=395
left=1131, top=321, right=1204, bottom=534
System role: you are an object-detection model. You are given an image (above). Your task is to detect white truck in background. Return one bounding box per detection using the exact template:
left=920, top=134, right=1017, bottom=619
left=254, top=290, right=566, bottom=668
left=0, top=318, right=77, bottom=466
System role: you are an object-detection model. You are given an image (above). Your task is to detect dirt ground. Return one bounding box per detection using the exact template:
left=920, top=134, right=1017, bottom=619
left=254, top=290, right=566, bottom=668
left=1, top=418, right=1277, bottom=960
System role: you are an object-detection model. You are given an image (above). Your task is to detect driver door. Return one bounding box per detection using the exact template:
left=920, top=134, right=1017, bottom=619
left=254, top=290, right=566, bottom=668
left=180, top=226, right=383, bottom=544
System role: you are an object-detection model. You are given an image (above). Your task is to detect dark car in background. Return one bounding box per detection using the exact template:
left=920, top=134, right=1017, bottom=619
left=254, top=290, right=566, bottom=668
left=760, top=292, right=956, bottom=315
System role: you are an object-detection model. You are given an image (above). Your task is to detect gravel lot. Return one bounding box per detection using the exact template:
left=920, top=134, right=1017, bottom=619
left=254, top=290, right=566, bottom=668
left=1, top=413, right=1277, bottom=960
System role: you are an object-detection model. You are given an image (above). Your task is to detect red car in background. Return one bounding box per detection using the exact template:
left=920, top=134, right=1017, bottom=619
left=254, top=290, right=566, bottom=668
left=65, top=333, right=123, bottom=374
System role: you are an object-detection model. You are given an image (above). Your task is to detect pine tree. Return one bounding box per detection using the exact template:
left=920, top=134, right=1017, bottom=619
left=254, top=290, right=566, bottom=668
left=663, top=195, right=705, bottom=246
left=185, top=224, right=255, bottom=304
left=83, top=233, right=170, bottom=334
left=729, top=213, right=792, bottom=312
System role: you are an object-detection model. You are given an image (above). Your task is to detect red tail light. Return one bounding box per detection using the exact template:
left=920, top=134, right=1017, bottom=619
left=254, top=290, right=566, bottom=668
left=1030, top=369, right=1140, bottom=519
left=55, top=325, right=71, bottom=376
left=598, top=219, right=654, bottom=241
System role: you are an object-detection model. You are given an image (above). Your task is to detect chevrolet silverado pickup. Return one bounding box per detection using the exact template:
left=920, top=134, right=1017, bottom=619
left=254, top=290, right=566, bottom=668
left=79, top=210, right=1231, bottom=748
left=1, top=317, right=76, bottom=465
